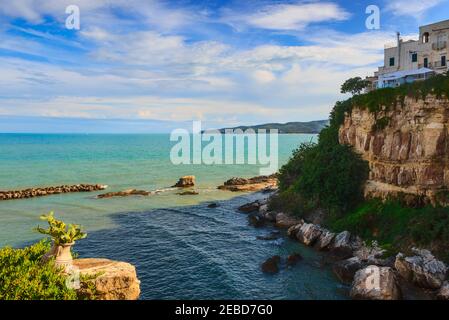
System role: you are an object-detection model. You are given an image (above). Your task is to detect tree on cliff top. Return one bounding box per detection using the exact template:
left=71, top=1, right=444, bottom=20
left=341, top=77, right=370, bottom=95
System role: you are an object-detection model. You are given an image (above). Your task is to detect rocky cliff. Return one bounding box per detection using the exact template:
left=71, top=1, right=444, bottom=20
left=339, top=95, right=449, bottom=206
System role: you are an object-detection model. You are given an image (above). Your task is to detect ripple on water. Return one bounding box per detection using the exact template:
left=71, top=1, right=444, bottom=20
left=75, top=193, right=349, bottom=300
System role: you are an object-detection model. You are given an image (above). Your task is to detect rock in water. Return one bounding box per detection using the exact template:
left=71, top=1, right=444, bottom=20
left=437, top=282, right=449, bottom=300
left=275, top=212, right=302, bottom=229
left=256, top=231, right=281, bottom=241
left=316, top=230, right=336, bottom=250
left=333, top=257, right=365, bottom=284
left=286, top=253, right=303, bottom=267
left=74, top=258, right=140, bottom=300
left=330, top=231, right=361, bottom=259
left=207, top=203, right=219, bottom=208
left=287, top=223, right=303, bottom=239
left=350, top=266, right=401, bottom=300
left=178, top=190, right=199, bottom=196
left=296, top=223, right=322, bottom=246
left=394, top=249, right=447, bottom=289
left=173, top=176, right=196, bottom=188
left=97, top=189, right=150, bottom=198
left=261, top=256, right=281, bottom=274
left=248, top=212, right=266, bottom=228
left=238, top=201, right=260, bottom=213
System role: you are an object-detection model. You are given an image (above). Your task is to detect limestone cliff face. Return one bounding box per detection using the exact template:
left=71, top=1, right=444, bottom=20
left=339, top=95, right=449, bottom=206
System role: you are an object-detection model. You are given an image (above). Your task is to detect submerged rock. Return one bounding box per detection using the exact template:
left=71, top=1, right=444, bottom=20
left=97, top=189, right=150, bottom=199
left=172, top=176, right=195, bottom=188
left=261, top=256, right=281, bottom=274
left=394, top=249, right=447, bottom=289
left=286, top=253, right=303, bottom=267
left=350, top=266, right=401, bottom=300
left=178, top=190, right=199, bottom=196
left=207, top=203, right=219, bottom=208
left=256, top=231, right=281, bottom=241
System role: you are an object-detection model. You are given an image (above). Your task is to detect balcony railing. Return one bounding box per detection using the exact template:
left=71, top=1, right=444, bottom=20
left=433, top=61, right=447, bottom=68
left=432, top=41, right=447, bottom=50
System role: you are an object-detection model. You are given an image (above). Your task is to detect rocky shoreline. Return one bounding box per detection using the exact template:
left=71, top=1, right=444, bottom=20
left=238, top=193, right=449, bottom=300
left=0, top=184, right=108, bottom=201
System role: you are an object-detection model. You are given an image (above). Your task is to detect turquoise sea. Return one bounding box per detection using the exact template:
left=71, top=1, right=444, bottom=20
left=0, top=133, right=348, bottom=299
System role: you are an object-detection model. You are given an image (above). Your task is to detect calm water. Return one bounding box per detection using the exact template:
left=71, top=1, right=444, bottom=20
left=0, top=133, right=348, bottom=299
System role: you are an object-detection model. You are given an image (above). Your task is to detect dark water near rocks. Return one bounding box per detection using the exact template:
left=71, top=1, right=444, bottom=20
left=76, top=192, right=349, bottom=300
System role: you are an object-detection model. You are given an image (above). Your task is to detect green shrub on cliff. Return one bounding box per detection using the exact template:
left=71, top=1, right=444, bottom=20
left=278, top=119, right=369, bottom=216
left=0, top=240, right=77, bottom=300
left=329, top=199, right=449, bottom=261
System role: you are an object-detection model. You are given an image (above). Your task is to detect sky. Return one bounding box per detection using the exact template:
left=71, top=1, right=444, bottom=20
left=0, top=0, right=448, bottom=133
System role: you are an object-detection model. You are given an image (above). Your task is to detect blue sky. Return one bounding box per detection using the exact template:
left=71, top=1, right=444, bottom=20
left=0, top=0, right=448, bottom=133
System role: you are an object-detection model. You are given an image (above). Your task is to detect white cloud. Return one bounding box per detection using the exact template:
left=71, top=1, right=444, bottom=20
left=385, top=0, right=446, bottom=18
left=225, top=2, right=350, bottom=31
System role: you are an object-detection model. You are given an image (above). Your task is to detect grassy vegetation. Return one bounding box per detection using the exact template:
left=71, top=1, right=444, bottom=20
left=0, top=240, right=77, bottom=300
left=328, top=199, right=449, bottom=261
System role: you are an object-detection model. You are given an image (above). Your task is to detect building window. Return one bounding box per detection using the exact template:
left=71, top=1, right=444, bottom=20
left=412, top=53, right=418, bottom=63
left=424, top=57, right=428, bottom=68
left=389, top=57, right=395, bottom=66
left=443, top=56, right=447, bottom=67
left=422, top=32, right=430, bottom=43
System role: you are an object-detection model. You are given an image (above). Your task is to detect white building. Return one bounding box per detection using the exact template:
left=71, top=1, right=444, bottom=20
left=373, top=19, right=449, bottom=89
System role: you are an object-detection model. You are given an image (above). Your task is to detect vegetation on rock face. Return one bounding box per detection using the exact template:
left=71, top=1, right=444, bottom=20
left=329, top=199, right=449, bottom=261
left=275, top=73, right=449, bottom=260
left=0, top=240, right=77, bottom=300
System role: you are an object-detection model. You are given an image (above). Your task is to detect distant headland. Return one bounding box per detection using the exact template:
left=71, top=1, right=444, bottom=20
left=213, top=120, right=329, bottom=134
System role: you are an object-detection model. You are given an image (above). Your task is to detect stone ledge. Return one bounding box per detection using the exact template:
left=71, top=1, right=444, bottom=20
left=73, top=258, right=140, bottom=300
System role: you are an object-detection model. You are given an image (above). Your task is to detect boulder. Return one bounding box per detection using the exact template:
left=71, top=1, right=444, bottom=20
left=287, top=223, right=303, bottom=239
left=218, top=174, right=278, bottom=192
left=248, top=212, right=266, bottom=228
left=330, top=231, right=362, bottom=259
left=73, top=258, right=140, bottom=300
left=394, top=249, right=447, bottom=289
left=258, top=204, right=268, bottom=214
left=350, top=266, right=401, bottom=300
left=275, top=212, right=302, bottom=229
left=296, top=223, right=322, bottom=246
left=238, top=201, right=260, bottom=213
left=261, top=256, right=281, bottom=274
left=172, top=176, right=195, bottom=188
left=437, top=282, right=449, bottom=300
left=333, top=257, right=365, bottom=284
left=316, top=230, right=335, bottom=250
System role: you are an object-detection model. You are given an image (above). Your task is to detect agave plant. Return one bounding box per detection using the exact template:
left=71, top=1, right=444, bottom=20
left=35, top=212, right=87, bottom=245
